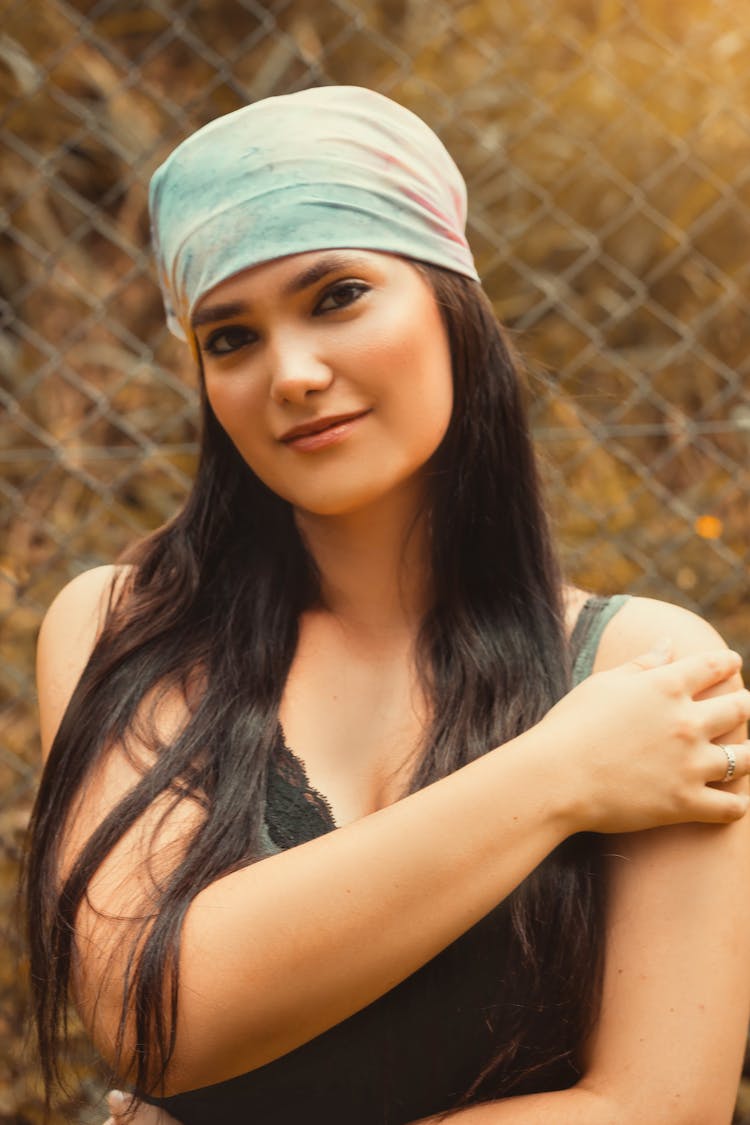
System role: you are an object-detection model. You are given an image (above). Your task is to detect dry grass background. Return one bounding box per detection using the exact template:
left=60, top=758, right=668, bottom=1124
left=1, top=0, right=748, bottom=1121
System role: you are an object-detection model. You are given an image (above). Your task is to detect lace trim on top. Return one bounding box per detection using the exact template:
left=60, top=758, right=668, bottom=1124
left=264, top=595, right=629, bottom=850
left=265, top=729, right=337, bottom=849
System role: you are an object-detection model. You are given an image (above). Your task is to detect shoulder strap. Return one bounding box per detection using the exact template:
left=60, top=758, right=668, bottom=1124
left=570, top=594, right=631, bottom=685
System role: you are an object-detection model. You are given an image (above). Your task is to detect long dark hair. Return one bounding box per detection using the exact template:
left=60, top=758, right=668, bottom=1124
left=24, top=263, right=605, bottom=1109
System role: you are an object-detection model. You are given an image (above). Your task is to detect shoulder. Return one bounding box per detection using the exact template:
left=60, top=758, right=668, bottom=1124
left=593, top=594, right=731, bottom=672
left=39, top=563, right=129, bottom=638
left=37, top=564, right=132, bottom=758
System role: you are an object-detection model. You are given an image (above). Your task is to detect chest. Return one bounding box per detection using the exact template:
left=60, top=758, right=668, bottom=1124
left=277, top=592, right=591, bottom=829
left=278, top=615, right=428, bottom=827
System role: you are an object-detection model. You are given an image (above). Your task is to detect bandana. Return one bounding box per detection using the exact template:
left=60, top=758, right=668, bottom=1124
left=149, top=85, right=479, bottom=340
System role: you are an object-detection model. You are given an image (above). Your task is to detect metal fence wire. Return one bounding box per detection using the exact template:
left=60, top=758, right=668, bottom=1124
left=1, top=0, right=749, bottom=1120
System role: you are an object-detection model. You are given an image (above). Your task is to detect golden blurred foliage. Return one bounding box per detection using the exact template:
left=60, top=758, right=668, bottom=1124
left=1, top=0, right=748, bottom=1120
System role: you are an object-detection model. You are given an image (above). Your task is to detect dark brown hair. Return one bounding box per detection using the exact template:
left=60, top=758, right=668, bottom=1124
left=24, top=263, right=604, bottom=1110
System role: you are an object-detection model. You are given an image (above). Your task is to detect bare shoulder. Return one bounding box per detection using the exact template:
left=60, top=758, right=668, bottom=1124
left=39, top=563, right=130, bottom=638
left=593, top=594, right=731, bottom=672
left=37, top=564, right=132, bottom=757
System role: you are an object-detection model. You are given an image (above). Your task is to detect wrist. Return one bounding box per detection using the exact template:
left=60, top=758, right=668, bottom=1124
left=503, top=722, right=588, bottom=840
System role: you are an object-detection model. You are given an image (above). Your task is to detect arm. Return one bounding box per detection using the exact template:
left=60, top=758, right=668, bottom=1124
left=38, top=573, right=750, bottom=1095
left=413, top=599, right=750, bottom=1125
left=575, top=598, right=750, bottom=1125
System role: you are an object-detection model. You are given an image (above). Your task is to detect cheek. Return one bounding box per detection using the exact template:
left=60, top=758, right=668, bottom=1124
left=204, top=377, right=266, bottom=461
left=374, top=307, right=454, bottom=446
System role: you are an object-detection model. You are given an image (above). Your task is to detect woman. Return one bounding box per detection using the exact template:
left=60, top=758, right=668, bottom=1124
left=26, top=86, right=750, bottom=1125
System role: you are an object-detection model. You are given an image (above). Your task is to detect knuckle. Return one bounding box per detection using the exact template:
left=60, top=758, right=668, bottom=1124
left=668, top=715, right=695, bottom=745
left=660, top=670, right=683, bottom=699
left=672, top=773, right=692, bottom=803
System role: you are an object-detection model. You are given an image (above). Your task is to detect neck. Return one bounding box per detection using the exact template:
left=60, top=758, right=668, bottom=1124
left=295, top=484, right=432, bottom=642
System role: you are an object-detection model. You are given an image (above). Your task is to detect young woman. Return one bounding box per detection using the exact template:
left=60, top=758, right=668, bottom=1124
left=26, top=86, right=750, bottom=1125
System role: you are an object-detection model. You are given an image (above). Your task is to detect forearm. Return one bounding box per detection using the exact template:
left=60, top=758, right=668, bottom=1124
left=411, top=1085, right=621, bottom=1124
left=109, top=1085, right=620, bottom=1125
left=79, top=643, right=749, bottom=1091
left=170, top=726, right=572, bottom=1086
left=413, top=1084, right=620, bottom=1120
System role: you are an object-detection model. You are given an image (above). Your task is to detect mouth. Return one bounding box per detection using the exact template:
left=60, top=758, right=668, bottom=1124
left=280, top=410, right=370, bottom=443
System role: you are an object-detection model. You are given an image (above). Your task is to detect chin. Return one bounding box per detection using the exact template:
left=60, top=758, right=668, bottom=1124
left=291, top=494, right=383, bottom=518
left=256, top=463, right=428, bottom=520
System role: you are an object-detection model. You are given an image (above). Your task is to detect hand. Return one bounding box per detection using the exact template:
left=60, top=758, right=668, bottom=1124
left=539, top=643, right=750, bottom=834
left=104, top=1090, right=181, bottom=1125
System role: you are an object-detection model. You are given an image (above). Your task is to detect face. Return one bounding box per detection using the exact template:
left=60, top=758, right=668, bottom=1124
left=192, top=249, right=454, bottom=519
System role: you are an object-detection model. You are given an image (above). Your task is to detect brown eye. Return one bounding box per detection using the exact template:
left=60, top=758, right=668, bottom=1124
left=314, top=281, right=369, bottom=314
left=203, top=326, right=256, bottom=356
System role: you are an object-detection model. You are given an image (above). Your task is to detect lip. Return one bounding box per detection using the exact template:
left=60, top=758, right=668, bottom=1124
left=280, top=410, right=370, bottom=447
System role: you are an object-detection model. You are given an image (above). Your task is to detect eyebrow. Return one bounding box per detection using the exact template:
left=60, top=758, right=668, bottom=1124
left=190, top=253, right=373, bottom=329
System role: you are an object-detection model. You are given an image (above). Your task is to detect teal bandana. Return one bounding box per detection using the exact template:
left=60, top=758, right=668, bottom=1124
left=149, top=85, right=479, bottom=340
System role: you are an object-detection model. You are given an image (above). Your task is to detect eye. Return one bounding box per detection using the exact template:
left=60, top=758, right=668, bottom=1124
left=314, top=280, right=369, bottom=314
left=202, top=325, right=257, bottom=357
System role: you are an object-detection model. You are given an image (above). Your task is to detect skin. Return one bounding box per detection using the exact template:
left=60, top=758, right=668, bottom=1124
left=196, top=250, right=454, bottom=814
left=35, top=251, right=750, bottom=1125
left=195, top=249, right=454, bottom=529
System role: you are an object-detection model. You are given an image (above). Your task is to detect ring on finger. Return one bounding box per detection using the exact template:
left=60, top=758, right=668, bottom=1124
left=716, top=743, right=736, bottom=783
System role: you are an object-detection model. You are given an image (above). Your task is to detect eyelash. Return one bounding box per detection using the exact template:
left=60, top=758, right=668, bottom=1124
left=314, top=280, right=369, bottom=313
left=202, top=325, right=256, bottom=357
left=202, top=280, right=370, bottom=357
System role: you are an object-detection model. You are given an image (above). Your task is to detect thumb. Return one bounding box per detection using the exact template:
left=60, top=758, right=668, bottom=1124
left=107, top=1091, right=130, bottom=1117
left=629, top=637, right=673, bottom=671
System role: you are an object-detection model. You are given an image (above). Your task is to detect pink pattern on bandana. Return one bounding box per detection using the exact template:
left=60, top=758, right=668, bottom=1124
left=149, top=86, right=479, bottom=340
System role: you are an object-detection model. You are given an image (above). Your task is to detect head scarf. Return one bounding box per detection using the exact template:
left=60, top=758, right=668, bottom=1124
left=149, top=85, right=479, bottom=340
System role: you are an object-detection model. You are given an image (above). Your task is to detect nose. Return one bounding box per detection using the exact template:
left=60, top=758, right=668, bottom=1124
left=268, top=334, right=334, bottom=405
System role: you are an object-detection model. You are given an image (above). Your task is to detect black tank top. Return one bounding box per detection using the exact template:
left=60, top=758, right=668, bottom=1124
left=140, top=595, right=629, bottom=1124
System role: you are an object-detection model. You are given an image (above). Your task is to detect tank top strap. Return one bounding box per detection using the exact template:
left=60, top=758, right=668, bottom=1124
left=570, top=594, right=631, bottom=686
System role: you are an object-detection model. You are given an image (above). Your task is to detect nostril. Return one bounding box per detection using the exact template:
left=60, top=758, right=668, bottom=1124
left=271, top=362, right=334, bottom=403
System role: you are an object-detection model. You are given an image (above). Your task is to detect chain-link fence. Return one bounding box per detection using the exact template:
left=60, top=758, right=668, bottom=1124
left=2, top=0, right=749, bottom=1121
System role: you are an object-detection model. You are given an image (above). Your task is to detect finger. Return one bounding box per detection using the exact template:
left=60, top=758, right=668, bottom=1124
left=107, top=1091, right=129, bottom=1113
left=627, top=638, right=674, bottom=672
left=697, top=691, right=750, bottom=739
left=106, top=1091, right=136, bottom=1120
left=670, top=649, right=744, bottom=696
left=118, top=1102, right=172, bottom=1125
left=704, top=741, right=750, bottom=784
left=692, top=785, right=749, bottom=824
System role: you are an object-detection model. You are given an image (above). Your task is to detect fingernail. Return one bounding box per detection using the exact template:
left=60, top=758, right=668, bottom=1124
left=108, top=1090, right=127, bottom=1111
left=650, top=637, right=672, bottom=660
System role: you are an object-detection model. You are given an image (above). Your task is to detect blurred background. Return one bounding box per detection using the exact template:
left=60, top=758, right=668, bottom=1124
left=1, top=0, right=748, bottom=1120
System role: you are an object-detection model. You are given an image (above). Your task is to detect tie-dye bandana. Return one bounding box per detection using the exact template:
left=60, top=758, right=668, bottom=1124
left=149, top=85, right=479, bottom=341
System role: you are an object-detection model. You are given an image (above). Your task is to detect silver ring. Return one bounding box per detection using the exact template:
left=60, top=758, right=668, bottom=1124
left=717, top=743, right=736, bottom=783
